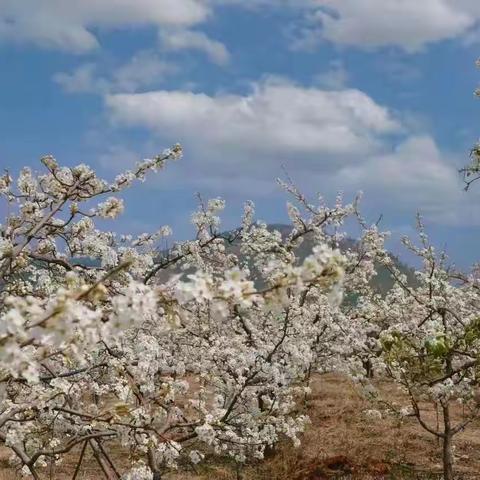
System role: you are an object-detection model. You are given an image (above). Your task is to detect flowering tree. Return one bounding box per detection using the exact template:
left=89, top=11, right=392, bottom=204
left=353, top=216, right=480, bottom=480
left=0, top=148, right=379, bottom=479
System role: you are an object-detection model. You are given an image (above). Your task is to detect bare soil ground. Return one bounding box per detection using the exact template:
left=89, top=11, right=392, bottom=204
left=1, top=374, right=480, bottom=479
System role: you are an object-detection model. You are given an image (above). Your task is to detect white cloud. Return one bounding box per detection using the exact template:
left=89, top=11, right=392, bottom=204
left=0, top=0, right=210, bottom=52
left=105, top=78, right=400, bottom=164
left=335, top=135, right=475, bottom=224
left=160, top=29, right=230, bottom=65
left=54, top=52, right=175, bottom=94
left=103, top=79, right=480, bottom=226
left=294, top=0, right=478, bottom=52
left=4, top=0, right=480, bottom=54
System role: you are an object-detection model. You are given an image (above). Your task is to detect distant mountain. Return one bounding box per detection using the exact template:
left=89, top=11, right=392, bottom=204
left=69, top=224, right=416, bottom=297
left=155, top=223, right=416, bottom=297
left=263, top=224, right=416, bottom=296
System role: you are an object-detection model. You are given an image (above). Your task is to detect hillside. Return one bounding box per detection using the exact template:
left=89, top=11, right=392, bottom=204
left=154, top=223, right=415, bottom=297
left=264, top=224, right=416, bottom=295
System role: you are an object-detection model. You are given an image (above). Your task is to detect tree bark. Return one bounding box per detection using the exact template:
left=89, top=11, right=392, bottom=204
left=89, top=440, right=119, bottom=480
left=147, top=447, right=162, bottom=480
left=442, top=404, right=454, bottom=480
left=441, top=310, right=455, bottom=480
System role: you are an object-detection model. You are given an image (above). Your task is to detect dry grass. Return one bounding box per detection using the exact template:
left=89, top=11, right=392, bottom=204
left=2, top=374, right=480, bottom=479
left=171, top=374, right=480, bottom=480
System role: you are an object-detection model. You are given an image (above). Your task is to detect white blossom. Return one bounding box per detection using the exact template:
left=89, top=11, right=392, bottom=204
left=97, top=197, right=125, bottom=219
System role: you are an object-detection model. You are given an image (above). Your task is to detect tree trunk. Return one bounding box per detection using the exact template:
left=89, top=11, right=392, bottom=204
left=89, top=440, right=119, bottom=480
left=147, top=447, right=162, bottom=480
left=442, top=404, right=454, bottom=480
left=441, top=312, right=454, bottom=480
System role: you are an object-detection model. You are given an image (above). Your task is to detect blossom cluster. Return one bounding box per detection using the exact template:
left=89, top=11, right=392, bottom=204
left=0, top=148, right=380, bottom=479
left=2, top=146, right=474, bottom=480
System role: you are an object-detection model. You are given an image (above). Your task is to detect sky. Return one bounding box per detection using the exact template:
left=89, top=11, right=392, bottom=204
left=1, top=0, right=480, bottom=267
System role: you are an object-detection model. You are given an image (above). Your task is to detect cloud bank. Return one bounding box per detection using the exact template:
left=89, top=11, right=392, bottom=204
left=2, top=0, right=480, bottom=53
left=102, top=78, right=477, bottom=226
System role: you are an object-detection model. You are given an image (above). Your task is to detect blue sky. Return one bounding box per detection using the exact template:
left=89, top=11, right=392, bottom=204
left=1, top=1, right=480, bottom=267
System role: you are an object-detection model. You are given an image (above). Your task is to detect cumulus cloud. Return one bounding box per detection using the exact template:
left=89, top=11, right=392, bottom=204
left=102, top=79, right=480, bottom=226
left=159, top=29, right=230, bottom=65
left=0, top=0, right=210, bottom=52
left=293, top=0, right=479, bottom=52
left=105, top=79, right=400, bottom=165
left=333, top=135, right=476, bottom=225
left=4, top=0, right=480, bottom=54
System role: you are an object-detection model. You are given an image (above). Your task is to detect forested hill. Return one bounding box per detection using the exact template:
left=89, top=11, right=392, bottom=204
left=153, top=223, right=415, bottom=296
left=74, top=224, right=416, bottom=296
left=262, top=224, right=417, bottom=295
